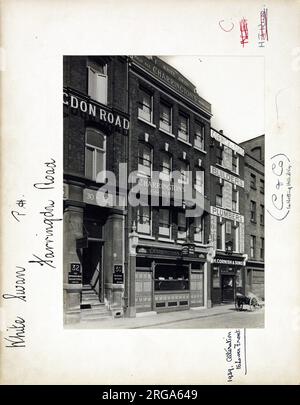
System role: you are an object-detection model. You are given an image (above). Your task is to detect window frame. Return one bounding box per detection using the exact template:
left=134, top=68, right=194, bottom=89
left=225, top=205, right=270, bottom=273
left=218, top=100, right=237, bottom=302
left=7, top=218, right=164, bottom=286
left=138, top=142, right=153, bottom=178
left=159, top=152, right=172, bottom=182
left=159, top=101, right=172, bottom=133
left=177, top=212, right=187, bottom=240
left=250, top=173, right=257, bottom=189
left=137, top=205, right=152, bottom=236
left=87, top=63, right=108, bottom=105
left=138, top=87, right=153, bottom=123
left=85, top=127, right=106, bottom=181
left=250, top=235, right=256, bottom=258
left=250, top=200, right=257, bottom=222
left=194, top=122, right=205, bottom=150
left=178, top=113, right=189, bottom=142
left=158, top=208, right=172, bottom=238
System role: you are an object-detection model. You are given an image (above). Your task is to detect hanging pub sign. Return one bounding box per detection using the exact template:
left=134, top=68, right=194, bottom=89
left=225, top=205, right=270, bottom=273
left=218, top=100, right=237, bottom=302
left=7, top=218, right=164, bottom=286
left=113, top=264, right=124, bottom=284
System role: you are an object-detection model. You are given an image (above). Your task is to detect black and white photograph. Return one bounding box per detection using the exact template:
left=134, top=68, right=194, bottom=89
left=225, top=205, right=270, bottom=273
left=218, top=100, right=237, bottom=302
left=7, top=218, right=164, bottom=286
left=63, top=55, right=265, bottom=329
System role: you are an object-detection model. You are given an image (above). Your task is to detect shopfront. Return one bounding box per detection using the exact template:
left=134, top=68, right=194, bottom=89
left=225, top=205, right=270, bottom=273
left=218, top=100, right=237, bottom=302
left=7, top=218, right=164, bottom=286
left=211, top=254, right=246, bottom=304
left=135, top=245, right=207, bottom=313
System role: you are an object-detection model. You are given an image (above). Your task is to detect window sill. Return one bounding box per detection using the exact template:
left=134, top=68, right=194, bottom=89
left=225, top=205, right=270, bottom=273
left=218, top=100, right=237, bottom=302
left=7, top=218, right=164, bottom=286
left=250, top=220, right=257, bottom=224
left=158, top=237, right=175, bottom=243
left=250, top=186, right=257, bottom=190
left=178, top=137, right=192, bottom=147
left=194, top=241, right=204, bottom=246
left=138, top=234, right=156, bottom=240
left=159, top=127, right=175, bottom=138
left=138, top=117, right=156, bottom=128
left=194, top=145, right=207, bottom=154
left=176, top=239, right=187, bottom=244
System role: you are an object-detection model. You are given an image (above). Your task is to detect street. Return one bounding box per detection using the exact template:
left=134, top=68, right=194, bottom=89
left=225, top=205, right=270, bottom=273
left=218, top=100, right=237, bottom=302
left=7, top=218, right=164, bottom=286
left=66, top=304, right=264, bottom=329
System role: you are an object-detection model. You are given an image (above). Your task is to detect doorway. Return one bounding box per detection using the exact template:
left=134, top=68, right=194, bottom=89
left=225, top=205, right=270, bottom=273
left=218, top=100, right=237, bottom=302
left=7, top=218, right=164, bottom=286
left=82, top=241, right=103, bottom=302
left=222, top=275, right=235, bottom=302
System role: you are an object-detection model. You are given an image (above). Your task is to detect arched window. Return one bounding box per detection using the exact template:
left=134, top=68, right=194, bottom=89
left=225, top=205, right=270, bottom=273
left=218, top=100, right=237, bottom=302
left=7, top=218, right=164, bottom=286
left=85, top=128, right=106, bottom=181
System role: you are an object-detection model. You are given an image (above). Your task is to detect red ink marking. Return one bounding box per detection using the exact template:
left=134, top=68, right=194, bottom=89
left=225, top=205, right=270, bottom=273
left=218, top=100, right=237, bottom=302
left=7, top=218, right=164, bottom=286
left=219, top=19, right=234, bottom=32
left=239, top=18, right=249, bottom=47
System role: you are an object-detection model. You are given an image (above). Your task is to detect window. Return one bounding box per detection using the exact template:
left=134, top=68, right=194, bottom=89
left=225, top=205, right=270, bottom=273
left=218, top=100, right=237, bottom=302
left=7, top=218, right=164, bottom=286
left=260, top=179, right=264, bottom=194
left=194, top=216, right=203, bottom=243
left=138, top=143, right=152, bottom=177
left=178, top=113, right=189, bottom=142
left=177, top=212, right=187, bottom=240
left=260, top=237, right=264, bottom=259
left=216, top=183, right=223, bottom=207
left=85, top=128, right=106, bottom=181
left=137, top=206, right=151, bottom=235
left=216, top=145, right=223, bottom=165
left=138, top=88, right=153, bottom=122
left=194, top=122, right=205, bottom=150
left=232, top=154, right=239, bottom=173
left=250, top=235, right=256, bottom=258
left=250, top=173, right=257, bottom=189
left=250, top=200, right=256, bottom=222
left=260, top=205, right=264, bottom=225
left=195, top=169, right=204, bottom=194
left=155, top=264, right=189, bottom=291
left=159, top=102, right=172, bottom=133
left=160, top=152, right=172, bottom=182
left=217, top=221, right=225, bottom=250
left=88, top=64, right=108, bottom=105
left=178, top=160, right=190, bottom=184
left=159, top=209, right=171, bottom=238
left=232, top=190, right=238, bottom=212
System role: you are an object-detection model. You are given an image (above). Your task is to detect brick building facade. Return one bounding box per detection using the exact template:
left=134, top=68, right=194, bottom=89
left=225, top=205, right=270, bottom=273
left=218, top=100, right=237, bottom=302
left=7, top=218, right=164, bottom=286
left=63, top=56, right=264, bottom=324
left=240, top=135, right=265, bottom=299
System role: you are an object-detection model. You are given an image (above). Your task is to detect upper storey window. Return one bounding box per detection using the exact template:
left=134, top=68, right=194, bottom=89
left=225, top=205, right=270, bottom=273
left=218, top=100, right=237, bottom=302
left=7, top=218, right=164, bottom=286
left=159, top=102, right=172, bottom=133
left=87, top=63, right=108, bottom=105
left=194, top=122, right=205, bottom=150
left=138, top=87, right=153, bottom=123
left=178, top=113, right=189, bottom=143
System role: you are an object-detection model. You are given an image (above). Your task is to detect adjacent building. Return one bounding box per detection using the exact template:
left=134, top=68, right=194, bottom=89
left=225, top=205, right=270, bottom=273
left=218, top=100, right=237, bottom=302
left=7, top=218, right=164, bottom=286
left=63, top=55, right=264, bottom=324
left=240, top=135, right=265, bottom=299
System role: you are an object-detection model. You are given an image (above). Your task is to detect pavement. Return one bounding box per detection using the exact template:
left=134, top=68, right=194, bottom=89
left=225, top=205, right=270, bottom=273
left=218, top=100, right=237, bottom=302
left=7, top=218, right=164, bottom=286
left=65, top=303, right=264, bottom=329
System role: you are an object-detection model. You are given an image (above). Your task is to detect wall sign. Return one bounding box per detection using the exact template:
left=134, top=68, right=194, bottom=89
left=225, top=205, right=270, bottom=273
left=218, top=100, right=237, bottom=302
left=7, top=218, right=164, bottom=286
left=212, top=258, right=245, bottom=266
left=210, top=206, right=244, bottom=223
left=68, top=263, right=82, bottom=284
left=210, top=165, right=244, bottom=188
left=113, top=264, right=124, bottom=284
left=63, top=89, right=130, bottom=130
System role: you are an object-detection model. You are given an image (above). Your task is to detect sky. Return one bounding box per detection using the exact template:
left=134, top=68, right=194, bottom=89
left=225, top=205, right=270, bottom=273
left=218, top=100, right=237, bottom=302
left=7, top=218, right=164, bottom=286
left=162, top=56, right=264, bottom=144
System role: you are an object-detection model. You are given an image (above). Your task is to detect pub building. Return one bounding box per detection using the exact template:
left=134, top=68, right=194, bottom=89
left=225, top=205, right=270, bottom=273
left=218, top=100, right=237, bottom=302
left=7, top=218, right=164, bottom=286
left=209, top=129, right=247, bottom=304
left=127, top=56, right=213, bottom=316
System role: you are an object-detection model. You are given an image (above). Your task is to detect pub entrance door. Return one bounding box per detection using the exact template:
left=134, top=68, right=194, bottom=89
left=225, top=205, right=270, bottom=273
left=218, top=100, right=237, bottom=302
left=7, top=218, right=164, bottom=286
left=82, top=240, right=104, bottom=302
left=221, top=274, right=235, bottom=302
